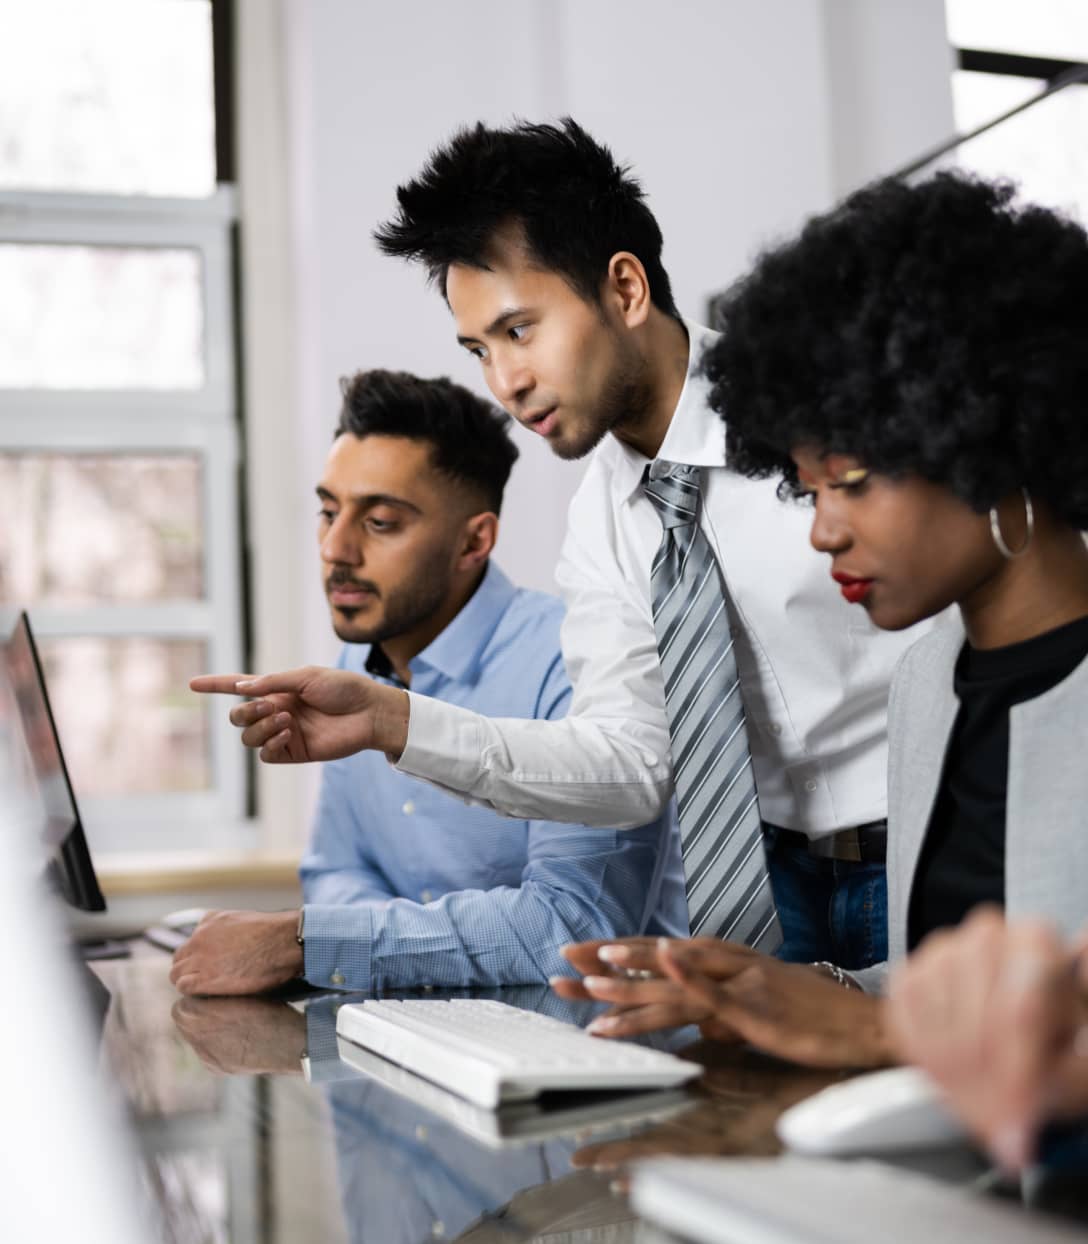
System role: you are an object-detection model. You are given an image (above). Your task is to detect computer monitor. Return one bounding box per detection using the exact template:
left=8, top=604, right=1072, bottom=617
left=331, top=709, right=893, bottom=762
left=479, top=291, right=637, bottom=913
left=3, top=612, right=106, bottom=912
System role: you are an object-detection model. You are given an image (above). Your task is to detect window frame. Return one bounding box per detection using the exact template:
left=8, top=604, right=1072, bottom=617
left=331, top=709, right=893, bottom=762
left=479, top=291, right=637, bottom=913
left=0, top=186, right=248, bottom=848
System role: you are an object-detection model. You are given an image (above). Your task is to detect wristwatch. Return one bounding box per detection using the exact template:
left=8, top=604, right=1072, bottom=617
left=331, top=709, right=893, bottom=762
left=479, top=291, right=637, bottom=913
left=296, top=907, right=306, bottom=948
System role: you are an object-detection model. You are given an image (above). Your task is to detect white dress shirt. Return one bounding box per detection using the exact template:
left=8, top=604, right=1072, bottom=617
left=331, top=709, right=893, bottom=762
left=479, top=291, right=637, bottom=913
left=398, top=322, right=933, bottom=837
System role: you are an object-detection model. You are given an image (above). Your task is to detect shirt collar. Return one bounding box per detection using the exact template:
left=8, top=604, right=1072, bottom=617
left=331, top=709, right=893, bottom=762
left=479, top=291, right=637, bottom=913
left=366, top=561, right=517, bottom=687
left=609, top=319, right=725, bottom=505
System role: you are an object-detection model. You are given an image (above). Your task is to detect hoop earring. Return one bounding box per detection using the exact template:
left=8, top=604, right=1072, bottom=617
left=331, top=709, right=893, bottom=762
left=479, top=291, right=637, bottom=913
left=989, top=488, right=1034, bottom=560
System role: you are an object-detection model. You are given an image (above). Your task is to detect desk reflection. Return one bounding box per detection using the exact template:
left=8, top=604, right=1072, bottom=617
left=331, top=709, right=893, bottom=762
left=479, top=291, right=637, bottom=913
left=100, top=958, right=1088, bottom=1243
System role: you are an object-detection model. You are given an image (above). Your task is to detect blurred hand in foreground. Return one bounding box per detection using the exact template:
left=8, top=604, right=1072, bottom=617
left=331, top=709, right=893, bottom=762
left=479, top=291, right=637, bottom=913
left=886, top=908, right=1088, bottom=1172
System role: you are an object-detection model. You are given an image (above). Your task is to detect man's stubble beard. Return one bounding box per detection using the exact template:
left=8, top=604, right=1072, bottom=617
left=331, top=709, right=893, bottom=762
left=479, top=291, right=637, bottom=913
left=550, top=336, right=655, bottom=462
left=328, top=543, right=455, bottom=647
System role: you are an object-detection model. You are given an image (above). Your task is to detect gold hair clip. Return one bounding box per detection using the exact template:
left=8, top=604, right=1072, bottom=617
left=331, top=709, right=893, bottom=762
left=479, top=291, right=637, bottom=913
left=839, top=468, right=870, bottom=485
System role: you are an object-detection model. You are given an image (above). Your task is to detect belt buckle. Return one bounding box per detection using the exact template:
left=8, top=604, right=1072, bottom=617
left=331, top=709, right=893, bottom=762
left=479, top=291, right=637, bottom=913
left=814, top=827, right=862, bottom=863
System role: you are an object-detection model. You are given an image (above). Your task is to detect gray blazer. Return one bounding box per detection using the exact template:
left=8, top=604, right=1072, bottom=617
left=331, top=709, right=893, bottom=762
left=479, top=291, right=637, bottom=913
left=855, top=621, right=1088, bottom=993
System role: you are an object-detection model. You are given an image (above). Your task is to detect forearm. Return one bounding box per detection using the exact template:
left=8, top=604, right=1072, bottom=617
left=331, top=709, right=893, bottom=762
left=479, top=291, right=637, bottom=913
left=303, top=881, right=635, bottom=992
left=395, top=694, right=673, bottom=827
left=300, top=866, right=396, bottom=907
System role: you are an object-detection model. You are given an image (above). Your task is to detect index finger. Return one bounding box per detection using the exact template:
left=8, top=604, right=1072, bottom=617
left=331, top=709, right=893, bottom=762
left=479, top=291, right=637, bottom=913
left=659, top=940, right=759, bottom=979
left=190, top=673, right=256, bottom=695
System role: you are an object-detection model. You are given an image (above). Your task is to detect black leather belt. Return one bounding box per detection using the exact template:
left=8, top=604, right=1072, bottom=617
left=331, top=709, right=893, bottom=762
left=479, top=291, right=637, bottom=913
left=766, top=820, right=887, bottom=864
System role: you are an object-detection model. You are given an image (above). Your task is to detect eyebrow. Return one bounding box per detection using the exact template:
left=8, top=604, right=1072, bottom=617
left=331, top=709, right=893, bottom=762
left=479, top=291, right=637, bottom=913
left=315, top=485, right=422, bottom=515
left=456, top=305, right=534, bottom=346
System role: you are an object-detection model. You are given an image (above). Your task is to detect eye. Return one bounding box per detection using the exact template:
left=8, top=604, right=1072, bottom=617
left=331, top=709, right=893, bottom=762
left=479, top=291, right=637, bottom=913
left=508, top=323, right=530, bottom=341
left=829, top=467, right=871, bottom=494
left=317, top=508, right=336, bottom=525
left=366, top=517, right=396, bottom=533
left=464, top=343, right=488, bottom=361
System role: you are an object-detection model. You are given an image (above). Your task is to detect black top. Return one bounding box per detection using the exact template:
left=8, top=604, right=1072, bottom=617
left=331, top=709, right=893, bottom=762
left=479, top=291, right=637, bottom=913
left=907, top=614, right=1088, bottom=951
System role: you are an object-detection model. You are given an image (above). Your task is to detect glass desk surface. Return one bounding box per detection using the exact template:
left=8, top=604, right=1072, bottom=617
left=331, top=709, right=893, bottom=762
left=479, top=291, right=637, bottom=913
left=90, top=950, right=1088, bottom=1244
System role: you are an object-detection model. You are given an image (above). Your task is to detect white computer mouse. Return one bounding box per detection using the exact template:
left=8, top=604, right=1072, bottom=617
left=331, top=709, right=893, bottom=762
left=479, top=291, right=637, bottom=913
left=776, top=1066, right=969, bottom=1156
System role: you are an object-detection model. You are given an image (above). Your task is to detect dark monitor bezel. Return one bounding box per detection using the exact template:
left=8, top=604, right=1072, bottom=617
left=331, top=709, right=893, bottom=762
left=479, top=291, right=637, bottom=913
left=8, top=611, right=106, bottom=913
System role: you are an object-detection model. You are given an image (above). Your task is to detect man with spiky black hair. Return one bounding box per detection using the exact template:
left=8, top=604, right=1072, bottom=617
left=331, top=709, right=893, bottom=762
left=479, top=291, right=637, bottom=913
left=197, top=120, right=934, bottom=971
left=173, top=368, right=686, bottom=995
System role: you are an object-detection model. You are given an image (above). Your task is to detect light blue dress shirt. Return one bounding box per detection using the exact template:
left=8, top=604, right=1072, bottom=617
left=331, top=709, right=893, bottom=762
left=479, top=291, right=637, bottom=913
left=300, top=562, right=687, bottom=991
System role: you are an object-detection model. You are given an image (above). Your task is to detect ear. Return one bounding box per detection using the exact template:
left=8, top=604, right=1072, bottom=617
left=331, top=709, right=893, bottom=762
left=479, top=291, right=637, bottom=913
left=456, top=511, right=498, bottom=572
left=603, top=252, right=652, bottom=328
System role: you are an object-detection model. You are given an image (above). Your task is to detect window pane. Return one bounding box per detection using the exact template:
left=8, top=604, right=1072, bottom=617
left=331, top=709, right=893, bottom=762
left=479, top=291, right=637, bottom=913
left=0, top=0, right=215, bottom=197
left=947, top=0, right=1088, bottom=62
left=0, top=244, right=204, bottom=389
left=952, top=72, right=1088, bottom=224
left=0, top=453, right=204, bottom=606
left=37, top=636, right=209, bottom=797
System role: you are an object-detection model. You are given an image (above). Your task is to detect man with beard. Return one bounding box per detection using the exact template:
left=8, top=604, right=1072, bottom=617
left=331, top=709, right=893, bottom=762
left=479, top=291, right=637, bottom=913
left=195, top=121, right=932, bottom=969
left=171, top=369, right=684, bottom=995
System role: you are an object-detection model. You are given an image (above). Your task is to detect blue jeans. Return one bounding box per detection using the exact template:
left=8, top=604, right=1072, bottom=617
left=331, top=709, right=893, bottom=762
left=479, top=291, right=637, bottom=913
left=763, top=825, right=888, bottom=971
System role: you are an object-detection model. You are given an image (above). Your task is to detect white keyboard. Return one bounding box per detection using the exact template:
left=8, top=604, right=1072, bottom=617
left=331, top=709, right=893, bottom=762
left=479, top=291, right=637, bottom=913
left=334, top=998, right=702, bottom=1109
left=334, top=1035, right=694, bottom=1149
left=632, top=1157, right=1087, bottom=1244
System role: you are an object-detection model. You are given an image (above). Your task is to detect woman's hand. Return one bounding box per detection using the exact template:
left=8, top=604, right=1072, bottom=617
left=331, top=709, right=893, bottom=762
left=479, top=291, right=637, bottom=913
left=552, top=937, right=721, bottom=1036
left=553, top=936, right=891, bottom=1067
left=658, top=941, right=892, bottom=1068
left=886, top=908, right=1088, bottom=1171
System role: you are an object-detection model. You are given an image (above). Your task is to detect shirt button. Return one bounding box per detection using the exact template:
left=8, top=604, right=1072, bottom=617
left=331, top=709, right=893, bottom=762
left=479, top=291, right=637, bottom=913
left=431, top=1223, right=445, bottom=1238
left=402, top=800, right=415, bottom=815
left=420, top=889, right=433, bottom=903
left=330, top=971, right=345, bottom=986
left=414, top=1124, right=428, bottom=1141
left=769, top=723, right=783, bottom=737
left=804, top=779, right=818, bottom=793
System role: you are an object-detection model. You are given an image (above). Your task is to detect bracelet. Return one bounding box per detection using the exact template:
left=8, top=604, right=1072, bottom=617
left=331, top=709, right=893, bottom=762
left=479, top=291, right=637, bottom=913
left=812, top=960, right=861, bottom=991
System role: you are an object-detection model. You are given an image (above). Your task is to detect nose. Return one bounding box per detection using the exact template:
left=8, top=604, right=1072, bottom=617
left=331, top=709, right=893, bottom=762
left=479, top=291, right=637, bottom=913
left=489, top=349, right=533, bottom=409
left=809, top=493, right=851, bottom=556
left=320, top=513, right=361, bottom=566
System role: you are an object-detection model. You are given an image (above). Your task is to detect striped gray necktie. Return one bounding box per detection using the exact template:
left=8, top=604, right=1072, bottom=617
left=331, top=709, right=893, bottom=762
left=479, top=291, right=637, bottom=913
left=643, top=461, right=782, bottom=950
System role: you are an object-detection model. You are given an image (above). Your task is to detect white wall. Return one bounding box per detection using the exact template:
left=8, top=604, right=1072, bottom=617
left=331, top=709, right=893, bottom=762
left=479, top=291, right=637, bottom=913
left=240, top=0, right=954, bottom=844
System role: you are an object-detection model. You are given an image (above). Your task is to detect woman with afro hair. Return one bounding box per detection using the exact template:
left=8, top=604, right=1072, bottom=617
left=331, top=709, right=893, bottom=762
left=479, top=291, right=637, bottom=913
left=556, top=172, right=1088, bottom=1170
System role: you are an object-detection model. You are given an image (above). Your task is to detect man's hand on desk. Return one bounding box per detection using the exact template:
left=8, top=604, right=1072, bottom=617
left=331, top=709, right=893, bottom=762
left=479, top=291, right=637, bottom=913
left=170, top=909, right=303, bottom=996
left=189, top=667, right=410, bottom=764
left=172, top=995, right=307, bottom=1075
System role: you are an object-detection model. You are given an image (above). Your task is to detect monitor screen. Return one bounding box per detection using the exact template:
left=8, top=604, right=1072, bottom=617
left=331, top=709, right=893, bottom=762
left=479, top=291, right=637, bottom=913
left=4, top=613, right=106, bottom=912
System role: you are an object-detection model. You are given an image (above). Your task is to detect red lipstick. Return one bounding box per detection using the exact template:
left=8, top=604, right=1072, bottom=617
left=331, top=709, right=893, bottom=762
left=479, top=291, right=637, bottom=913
left=831, top=572, right=874, bottom=604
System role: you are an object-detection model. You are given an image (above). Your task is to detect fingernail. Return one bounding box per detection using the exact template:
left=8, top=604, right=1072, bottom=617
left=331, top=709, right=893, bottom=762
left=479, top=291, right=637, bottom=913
left=548, top=975, right=569, bottom=987
left=588, top=1017, right=618, bottom=1034
left=598, top=945, right=629, bottom=963
left=991, top=1125, right=1030, bottom=1172
left=582, top=976, right=613, bottom=990
left=236, top=679, right=256, bottom=691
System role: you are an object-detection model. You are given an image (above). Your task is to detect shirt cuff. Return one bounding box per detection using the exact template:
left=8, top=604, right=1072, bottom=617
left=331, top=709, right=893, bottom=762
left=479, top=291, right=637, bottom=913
left=302, top=903, right=375, bottom=991
left=395, top=692, right=484, bottom=792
